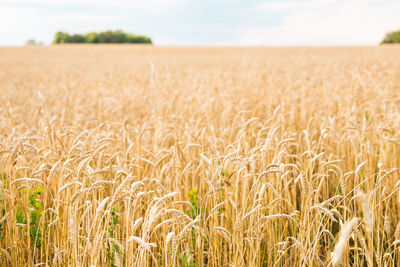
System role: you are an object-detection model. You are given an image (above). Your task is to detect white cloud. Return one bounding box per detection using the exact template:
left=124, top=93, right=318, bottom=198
left=0, top=0, right=182, bottom=7
left=237, top=0, right=400, bottom=45
left=0, top=7, right=30, bottom=17
left=259, top=0, right=342, bottom=10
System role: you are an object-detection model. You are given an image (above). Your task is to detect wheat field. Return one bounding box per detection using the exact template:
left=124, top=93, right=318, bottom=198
left=1, top=45, right=400, bottom=266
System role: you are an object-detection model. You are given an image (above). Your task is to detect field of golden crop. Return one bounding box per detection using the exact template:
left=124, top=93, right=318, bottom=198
left=1, top=45, right=400, bottom=266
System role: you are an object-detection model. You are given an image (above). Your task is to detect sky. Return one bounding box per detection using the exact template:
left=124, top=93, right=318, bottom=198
left=0, top=0, right=399, bottom=46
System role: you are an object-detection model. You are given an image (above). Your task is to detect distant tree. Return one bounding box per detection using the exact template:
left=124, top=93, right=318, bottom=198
left=25, top=39, right=45, bottom=46
left=67, top=34, right=86, bottom=43
left=52, top=30, right=152, bottom=44
left=381, top=30, right=400, bottom=44
left=25, top=39, right=37, bottom=45
left=86, top=32, right=100, bottom=43
left=53, top=32, right=70, bottom=44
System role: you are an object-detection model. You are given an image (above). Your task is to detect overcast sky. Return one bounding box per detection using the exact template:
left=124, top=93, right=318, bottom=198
left=0, top=0, right=399, bottom=46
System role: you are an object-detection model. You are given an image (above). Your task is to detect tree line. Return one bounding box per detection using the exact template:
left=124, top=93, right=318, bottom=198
left=53, top=30, right=152, bottom=44
left=381, top=30, right=400, bottom=44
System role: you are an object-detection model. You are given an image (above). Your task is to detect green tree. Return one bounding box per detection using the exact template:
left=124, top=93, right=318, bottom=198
left=52, top=30, right=152, bottom=44
left=25, top=39, right=37, bottom=45
left=53, top=32, right=70, bottom=44
left=85, top=32, right=100, bottom=43
left=381, top=30, right=400, bottom=44
left=67, top=34, right=86, bottom=43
